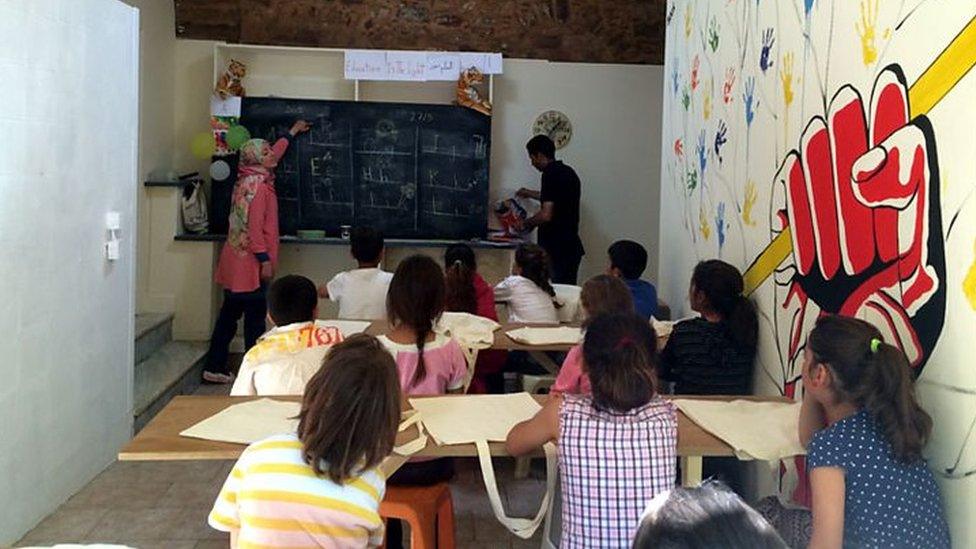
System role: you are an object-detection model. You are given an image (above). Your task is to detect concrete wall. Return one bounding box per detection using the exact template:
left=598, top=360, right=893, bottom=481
left=143, top=40, right=664, bottom=338
left=0, top=0, right=139, bottom=542
left=660, top=1, right=976, bottom=544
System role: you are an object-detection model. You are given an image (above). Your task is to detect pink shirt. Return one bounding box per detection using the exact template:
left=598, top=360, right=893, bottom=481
left=551, top=344, right=591, bottom=395
left=378, top=334, right=467, bottom=396
left=214, top=137, right=289, bottom=293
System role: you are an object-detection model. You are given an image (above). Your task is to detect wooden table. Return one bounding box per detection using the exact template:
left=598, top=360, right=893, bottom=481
left=367, top=320, right=578, bottom=374
left=119, top=394, right=789, bottom=486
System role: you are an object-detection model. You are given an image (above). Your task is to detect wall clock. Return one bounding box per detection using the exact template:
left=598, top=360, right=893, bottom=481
left=532, top=110, right=572, bottom=149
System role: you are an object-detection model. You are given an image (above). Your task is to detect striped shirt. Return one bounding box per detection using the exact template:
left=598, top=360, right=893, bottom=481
left=209, top=433, right=386, bottom=548
left=558, top=394, right=677, bottom=548
left=658, top=318, right=755, bottom=395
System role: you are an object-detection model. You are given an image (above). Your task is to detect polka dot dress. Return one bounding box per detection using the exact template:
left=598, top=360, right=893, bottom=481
left=808, top=410, right=950, bottom=548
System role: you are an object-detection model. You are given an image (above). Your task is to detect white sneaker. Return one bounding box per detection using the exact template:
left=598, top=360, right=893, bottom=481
left=203, top=371, right=235, bottom=384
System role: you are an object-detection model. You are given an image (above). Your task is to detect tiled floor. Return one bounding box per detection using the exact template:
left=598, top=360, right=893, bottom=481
left=16, top=382, right=549, bottom=548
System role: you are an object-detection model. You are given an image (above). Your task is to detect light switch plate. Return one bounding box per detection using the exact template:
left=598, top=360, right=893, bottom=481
left=105, top=211, right=122, bottom=231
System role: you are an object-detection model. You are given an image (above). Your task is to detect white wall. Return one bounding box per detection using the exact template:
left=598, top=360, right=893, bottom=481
left=145, top=41, right=664, bottom=337
left=0, top=0, right=139, bottom=543
left=119, top=0, right=177, bottom=315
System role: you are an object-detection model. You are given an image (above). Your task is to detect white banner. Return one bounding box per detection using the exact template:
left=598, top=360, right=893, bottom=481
left=344, top=50, right=503, bottom=81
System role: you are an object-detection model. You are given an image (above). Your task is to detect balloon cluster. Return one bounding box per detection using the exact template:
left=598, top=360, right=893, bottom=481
left=189, top=124, right=251, bottom=159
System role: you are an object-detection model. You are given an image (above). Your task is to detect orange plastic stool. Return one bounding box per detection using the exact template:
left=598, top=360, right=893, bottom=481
left=380, top=482, right=456, bottom=549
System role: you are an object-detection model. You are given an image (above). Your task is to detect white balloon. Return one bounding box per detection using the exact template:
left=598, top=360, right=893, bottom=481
left=209, top=160, right=231, bottom=181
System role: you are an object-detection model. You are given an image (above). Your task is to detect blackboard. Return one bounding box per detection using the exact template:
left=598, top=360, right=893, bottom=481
left=239, top=97, right=491, bottom=239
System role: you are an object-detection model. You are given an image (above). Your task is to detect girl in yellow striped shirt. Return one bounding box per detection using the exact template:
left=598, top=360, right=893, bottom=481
left=209, top=334, right=402, bottom=548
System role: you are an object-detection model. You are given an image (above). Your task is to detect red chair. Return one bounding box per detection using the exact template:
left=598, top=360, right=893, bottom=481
left=380, top=482, right=456, bottom=549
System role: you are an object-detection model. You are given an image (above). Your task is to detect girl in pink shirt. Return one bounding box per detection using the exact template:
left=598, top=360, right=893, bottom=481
left=203, top=120, right=310, bottom=384
left=551, top=274, right=635, bottom=395
left=443, top=242, right=507, bottom=394
left=378, top=254, right=466, bottom=549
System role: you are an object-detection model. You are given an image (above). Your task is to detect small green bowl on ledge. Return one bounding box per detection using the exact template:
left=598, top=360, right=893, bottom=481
left=296, top=230, right=326, bottom=240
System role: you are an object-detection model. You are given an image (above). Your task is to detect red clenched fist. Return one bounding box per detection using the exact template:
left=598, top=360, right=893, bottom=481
left=771, top=65, right=946, bottom=385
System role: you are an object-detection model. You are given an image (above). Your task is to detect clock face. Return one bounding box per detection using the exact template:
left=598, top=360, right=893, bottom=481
left=533, top=110, right=572, bottom=149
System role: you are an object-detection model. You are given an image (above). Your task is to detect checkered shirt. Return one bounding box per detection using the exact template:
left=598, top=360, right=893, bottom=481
left=558, top=394, right=678, bottom=548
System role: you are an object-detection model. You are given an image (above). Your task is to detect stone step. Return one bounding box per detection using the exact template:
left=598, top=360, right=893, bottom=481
left=134, top=312, right=174, bottom=364
left=133, top=340, right=208, bottom=432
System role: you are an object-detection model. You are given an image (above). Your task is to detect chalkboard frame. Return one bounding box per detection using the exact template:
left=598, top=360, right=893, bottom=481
left=239, top=96, right=492, bottom=240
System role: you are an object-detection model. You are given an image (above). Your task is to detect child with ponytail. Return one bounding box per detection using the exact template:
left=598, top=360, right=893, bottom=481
left=507, top=313, right=677, bottom=548
left=659, top=259, right=758, bottom=395
left=444, top=243, right=507, bottom=393
left=378, top=255, right=467, bottom=548
left=800, top=315, right=949, bottom=549
left=494, top=243, right=560, bottom=323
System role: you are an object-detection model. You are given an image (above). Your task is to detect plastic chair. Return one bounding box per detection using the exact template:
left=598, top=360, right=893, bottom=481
left=552, top=284, right=582, bottom=323
left=380, top=483, right=456, bottom=549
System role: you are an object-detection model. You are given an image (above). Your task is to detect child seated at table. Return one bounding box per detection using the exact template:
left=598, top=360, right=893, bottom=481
left=231, top=275, right=343, bottom=396
left=659, top=259, right=757, bottom=395
left=209, top=334, right=401, bottom=548
left=550, top=274, right=635, bottom=396
left=607, top=239, right=658, bottom=320
left=506, top=313, right=676, bottom=548
left=318, top=226, right=393, bottom=320
left=796, top=315, right=949, bottom=548
left=377, top=254, right=467, bottom=548
left=494, top=243, right=560, bottom=323
left=443, top=242, right=506, bottom=394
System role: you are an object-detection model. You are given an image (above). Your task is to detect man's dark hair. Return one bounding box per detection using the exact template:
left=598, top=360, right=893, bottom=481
left=632, top=481, right=788, bottom=549
left=268, top=275, right=318, bottom=326
left=526, top=134, right=556, bottom=159
left=608, top=240, right=649, bottom=279
left=350, top=226, right=384, bottom=264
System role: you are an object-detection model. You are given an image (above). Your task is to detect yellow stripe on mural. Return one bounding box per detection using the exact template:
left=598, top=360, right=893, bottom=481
left=908, top=16, right=976, bottom=119
left=743, top=15, right=976, bottom=297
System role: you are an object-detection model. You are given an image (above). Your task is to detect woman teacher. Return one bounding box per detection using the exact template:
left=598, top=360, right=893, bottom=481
left=517, top=135, right=585, bottom=284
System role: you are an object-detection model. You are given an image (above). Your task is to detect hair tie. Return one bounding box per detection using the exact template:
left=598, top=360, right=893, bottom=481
left=870, top=338, right=882, bottom=354
left=615, top=336, right=635, bottom=350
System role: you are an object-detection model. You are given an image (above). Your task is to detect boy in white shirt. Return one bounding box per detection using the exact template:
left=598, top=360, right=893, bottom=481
left=318, top=227, right=393, bottom=320
left=231, top=275, right=343, bottom=396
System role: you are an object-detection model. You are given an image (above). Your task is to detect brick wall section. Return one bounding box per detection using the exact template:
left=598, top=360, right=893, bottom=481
left=174, top=0, right=666, bottom=64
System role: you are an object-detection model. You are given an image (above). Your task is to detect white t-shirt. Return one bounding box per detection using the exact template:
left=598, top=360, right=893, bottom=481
left=494, top=275, right=560, bottom=323
left=230, top=321, right=344, bottom=396
left=326, top=268, right=394, bottom=320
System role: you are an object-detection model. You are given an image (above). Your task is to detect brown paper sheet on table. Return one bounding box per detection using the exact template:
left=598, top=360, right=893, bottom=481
left=179, top=398, right=426, bottom=477
left=410, top=393, right=557, bottom=539
left=506, top=326, right=582, bottom=346
left=673, top=399, right=805, bottom=461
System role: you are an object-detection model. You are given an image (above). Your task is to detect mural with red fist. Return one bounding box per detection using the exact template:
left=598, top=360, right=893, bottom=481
left=660, top=1, right=976, bottom=542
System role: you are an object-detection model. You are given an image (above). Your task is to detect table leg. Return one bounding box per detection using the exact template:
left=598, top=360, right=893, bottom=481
left=528, top=351, right=561, bottom=375
left=680, top=456, right=703, bottom=487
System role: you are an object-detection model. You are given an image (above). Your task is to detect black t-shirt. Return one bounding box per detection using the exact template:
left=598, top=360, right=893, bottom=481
left=539, top=160, right=584, bottom=258
left=658, top=318, right=755, bottom=395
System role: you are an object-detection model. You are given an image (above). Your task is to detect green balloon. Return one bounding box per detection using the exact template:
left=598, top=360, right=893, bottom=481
left=226, top=125, right=251, bottom=150
left=190, top=132, right=215, bottom=159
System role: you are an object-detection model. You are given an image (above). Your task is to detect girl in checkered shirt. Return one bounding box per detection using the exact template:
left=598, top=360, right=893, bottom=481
left=507, top=313, right=678, bottom=548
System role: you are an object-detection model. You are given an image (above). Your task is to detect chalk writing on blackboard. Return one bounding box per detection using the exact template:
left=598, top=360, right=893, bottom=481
left=239, top=97, right=490, bottom=239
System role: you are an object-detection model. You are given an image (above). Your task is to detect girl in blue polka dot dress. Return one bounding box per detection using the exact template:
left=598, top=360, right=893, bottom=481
left=800, top=315, right=949, bottom=548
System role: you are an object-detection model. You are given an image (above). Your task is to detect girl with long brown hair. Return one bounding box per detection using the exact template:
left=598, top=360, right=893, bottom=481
left=443, top=243, right=507, bottom=393
left=507, top=313, right=677, bottom=547
left=378, top=254, right=467, bottom=548
left=208, top=334, right=401, bottom=547
left=801, top=315, right=948, bottom=548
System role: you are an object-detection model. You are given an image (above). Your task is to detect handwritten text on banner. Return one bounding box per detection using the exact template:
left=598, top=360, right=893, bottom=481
left=345, top=50, right=503, bottom=81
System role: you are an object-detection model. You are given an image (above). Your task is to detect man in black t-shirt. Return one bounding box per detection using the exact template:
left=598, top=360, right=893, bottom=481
left=518, top=135, right=585, bottom=284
